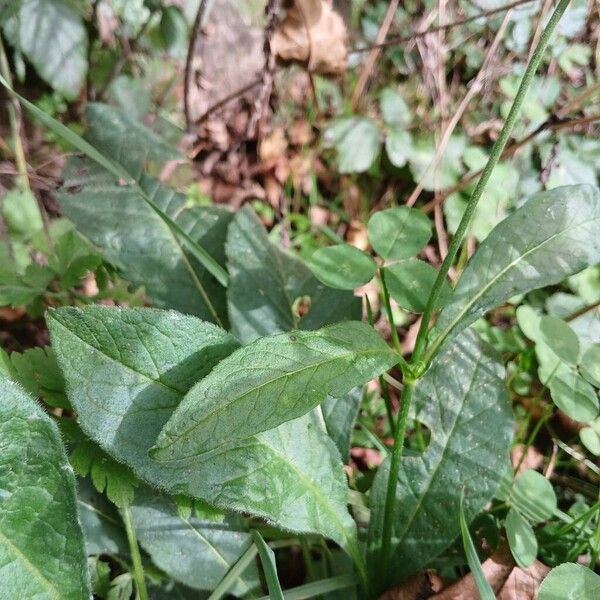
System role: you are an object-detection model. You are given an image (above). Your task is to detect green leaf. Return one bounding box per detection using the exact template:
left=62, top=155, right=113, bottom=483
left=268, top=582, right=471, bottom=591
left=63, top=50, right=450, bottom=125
left=538, top=563, right=600, bottom=600
left=130, top=486, right=259, bottom=595
left=459, top=498, right=495, bottom=600
left=226, top=207, right=360, bottom=343
left=58, top=158, right=232, bottom=325
left=580, top=426, right=600, bottom=456
left=1, top=188, right=43, bottom=239
left=367, top=207, right=432, bottom=261
left=308, top=244, right=376, bottom=290
left=408, top=134, right=466, bottom=191
left=505, top=507, right=537, bottom=568
left=0, top=377, right=91, bottom=599
left=70, top=440, right=138, bottom=508
left=0, top=81, right=229, bottom=290
left=549, top=371, right=599, bottom=423
left=252, top=530, right=285, bottom=600
left=17, top=0, right=88, bottom=98
left=83, top=103, right=182, bottom=180
left=367, top=330, right=513, bottom=586
left=379, top=88, right=411, bottom=128
left=385, top=129, right=412, bottom=168
left=540, top=316, right=580, bottom=365
left=434, top=185, right=600, bottom=355
left=153, top=321, right=398, bottom=459
left=580, top=344, right=600, bottom=387
left=508, top=469, right=557, bottom=523
left=48, top=306, right=362, bottom=563
left=324, top=117, right=381, bottom=174
left=383, top=259, right=451, bottom=313
left=77, top=477, right=128, bottom=556
left=321, top=389, right=362, bottom=463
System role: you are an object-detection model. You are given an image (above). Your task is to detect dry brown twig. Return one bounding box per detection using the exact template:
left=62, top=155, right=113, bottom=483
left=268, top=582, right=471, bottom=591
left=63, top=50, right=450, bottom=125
left=350, top=0, right=400, bottom=110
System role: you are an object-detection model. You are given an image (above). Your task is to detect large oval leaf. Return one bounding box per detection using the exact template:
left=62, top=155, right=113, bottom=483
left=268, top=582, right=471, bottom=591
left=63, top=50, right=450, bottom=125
left=130, top=486, right=259, bottom=595
left=367, top=329, right=513, bottom=589
left=0, top=377, right=91, bottom=599
left=152, top=321, right=398, bottom=460
left=538, top=563, right=600, bottom=600
left=434, top=185, right=600, bottom=354
left=48, top=307, right=362, bottom=563
left=226, top=207, right=360, bottom=344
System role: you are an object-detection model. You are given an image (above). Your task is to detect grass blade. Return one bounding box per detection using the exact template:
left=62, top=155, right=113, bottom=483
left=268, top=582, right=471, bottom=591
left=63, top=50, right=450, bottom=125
left=252, top=530, right=285, bottom=600
left=0, top=74, right=229, bottom=288
left=459, top=497, right=495, bottom=600
left=207, top=543, right=258, bottom=600
left=256, top=574, right=358, bottom=600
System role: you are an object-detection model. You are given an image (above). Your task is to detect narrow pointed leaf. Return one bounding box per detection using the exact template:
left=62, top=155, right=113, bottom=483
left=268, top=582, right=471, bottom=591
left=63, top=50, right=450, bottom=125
left=251, top=531, right=285, bottom=600
left=367, top=330, right=513, bottom=587
left=459, top=499, right=495, bottom=600
left=153, top=321, right=398, bottom=459
left=433, top=185, right=600, bottom=356
left=226, top=207, right=360, bottom=344
left=0, top=377, right=91, bottom=599
left=48, top=307, right=361, bottom=562
left=130, top=486, right=259, bottom=595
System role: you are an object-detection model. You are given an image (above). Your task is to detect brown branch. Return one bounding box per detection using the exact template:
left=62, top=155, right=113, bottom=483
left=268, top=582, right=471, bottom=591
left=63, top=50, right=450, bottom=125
left=184, top=0, right=209, bottom=130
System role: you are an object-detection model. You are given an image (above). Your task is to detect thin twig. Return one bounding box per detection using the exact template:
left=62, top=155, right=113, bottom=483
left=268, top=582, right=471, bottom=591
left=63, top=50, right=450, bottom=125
left=349, top=0, right=535, bottom=55
left=557, top=79, right=600, bottom=117
left=350, top=0, right=399, bottom=109
left=421, top=112, right=600, bottom=214
left=406, top=9, right=512, bottom=207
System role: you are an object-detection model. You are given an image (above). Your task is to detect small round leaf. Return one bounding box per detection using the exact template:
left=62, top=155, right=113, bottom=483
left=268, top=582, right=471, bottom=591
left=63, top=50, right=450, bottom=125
left=505, top=507, right=537, bottom=569
left=324, top=117, right=381, bottom=174
left=509, top=469, right=556, bottom=523
left=538, top=563, right=600, bottom=600
left=367, top=207, right=432, bottom=260
left=580, top=344, right=600, bottom=388
left=540, top=316, right=580, bottom=365
left=516, top=305, right=542, bottom=342
left=383, top=260, right=451, bottom=313
left=549, top=371, right=599, bottom=423
left=385, top=129, right=412, bottom=168
left=580, top=427, right=600, bottom=456
left=309, top=244, right=376, bottom=290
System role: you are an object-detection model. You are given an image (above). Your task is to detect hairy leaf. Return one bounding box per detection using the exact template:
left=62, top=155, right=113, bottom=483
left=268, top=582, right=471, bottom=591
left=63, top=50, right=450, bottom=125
left=226, top=207, right=360, bottom=343
left=0, top=377, right=91, bottom=599
left=152, top=321, right=398, bottom=459
left=367, top=330, right=513, bottom=588
left=130, top=486, right=259, bottom=595
left=58, top=159, right=232, bottom=325
left=434, top=185, right=600, bottom=353
left=49, top=307, right=361, bottom=562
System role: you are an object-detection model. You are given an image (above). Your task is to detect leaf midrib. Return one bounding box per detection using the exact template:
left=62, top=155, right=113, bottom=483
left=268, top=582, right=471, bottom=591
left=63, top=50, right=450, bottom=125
left=434, top=212, right=597, bottom=352
left=158, top=343, right=393, bottom=456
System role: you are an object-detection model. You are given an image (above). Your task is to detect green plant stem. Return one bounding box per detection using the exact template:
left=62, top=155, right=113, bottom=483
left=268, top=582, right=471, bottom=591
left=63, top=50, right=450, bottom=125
left=377, top=0, right=570, bottom=589
left=416, top=0, right=571, bottom=368
left=378, top=380, right=414, bottom=583
left=379, top=268, right=411, bottom=374
left=121, top=505, right=149, bottom=600
left=255, top=574, right=358, bottom=600
left=0, top=36, right=30, bottom=192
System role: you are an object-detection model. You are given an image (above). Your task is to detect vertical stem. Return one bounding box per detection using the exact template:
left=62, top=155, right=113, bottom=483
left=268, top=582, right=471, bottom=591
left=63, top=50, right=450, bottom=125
left=0, top=35, right=30, bottom=192
left=122, top=506, right=149, bottom=600
left=414, top=0, right=571, bottom=366
left=377, top=0, right=571, bottom=589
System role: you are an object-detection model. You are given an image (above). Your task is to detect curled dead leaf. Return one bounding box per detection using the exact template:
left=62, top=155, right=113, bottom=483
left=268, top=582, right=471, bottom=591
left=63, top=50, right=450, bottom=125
left=272, top=0, right=348, bottom=75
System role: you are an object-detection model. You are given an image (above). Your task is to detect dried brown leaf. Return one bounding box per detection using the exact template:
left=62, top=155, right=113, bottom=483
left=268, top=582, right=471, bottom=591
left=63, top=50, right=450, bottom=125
left=272, top=0, right=348, bottom=75
left=496, top=560, right=550, bottom=600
